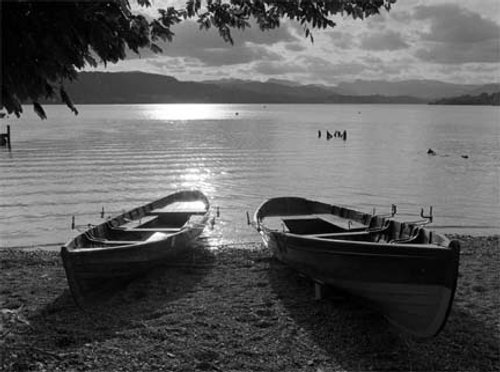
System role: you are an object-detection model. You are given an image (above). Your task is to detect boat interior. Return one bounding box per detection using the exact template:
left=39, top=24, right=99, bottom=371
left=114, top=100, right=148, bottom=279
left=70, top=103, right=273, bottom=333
left=73, top=200, right=208, bottom=249
left=262, top=213, right=440, bottom=246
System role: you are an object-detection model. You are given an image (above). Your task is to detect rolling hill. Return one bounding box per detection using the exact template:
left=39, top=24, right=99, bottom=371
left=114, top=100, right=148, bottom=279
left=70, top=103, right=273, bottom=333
left=56, top=71, right=497, bottom=105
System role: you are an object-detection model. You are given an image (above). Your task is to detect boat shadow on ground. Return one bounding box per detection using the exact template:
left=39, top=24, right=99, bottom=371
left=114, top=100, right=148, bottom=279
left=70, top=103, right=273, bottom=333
left=267, top=258, right=500, bottom=372
left=29, top=243, right=217, bottom=351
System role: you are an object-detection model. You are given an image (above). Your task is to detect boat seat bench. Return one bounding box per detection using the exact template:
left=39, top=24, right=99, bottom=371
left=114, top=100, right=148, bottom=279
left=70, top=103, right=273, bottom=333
left=304, top=231, right=372, bottom=240
left=124, top=228, right=181, bottom=233
left=84, top=231, right=171, bottom=246
left=149, top=201, right=207, bottom=215
left=148, top=210, right=207, bottom=216
left=84, top=233, right=144, bottom=246
left=298, top=231, right=442, bottom=248
left=315, top=214, right=367, bottom=231
left=281, top=214, right=367, bottom=231
left=110, top=215, right=159, bottom=230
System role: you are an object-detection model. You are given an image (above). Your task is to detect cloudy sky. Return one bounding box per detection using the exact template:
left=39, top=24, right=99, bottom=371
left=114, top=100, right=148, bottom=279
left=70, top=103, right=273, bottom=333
left=94, top=0, right=500, bottom=85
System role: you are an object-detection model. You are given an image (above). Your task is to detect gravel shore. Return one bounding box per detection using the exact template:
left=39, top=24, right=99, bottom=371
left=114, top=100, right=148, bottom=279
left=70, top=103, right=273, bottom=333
left=1, top=235, right=498, bottom=372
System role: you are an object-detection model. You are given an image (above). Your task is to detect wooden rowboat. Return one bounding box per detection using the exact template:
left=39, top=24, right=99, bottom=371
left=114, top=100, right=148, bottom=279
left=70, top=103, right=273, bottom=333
left=252, top=196, right=460, bottom=338
left=61, top=189, right=210, bottom=306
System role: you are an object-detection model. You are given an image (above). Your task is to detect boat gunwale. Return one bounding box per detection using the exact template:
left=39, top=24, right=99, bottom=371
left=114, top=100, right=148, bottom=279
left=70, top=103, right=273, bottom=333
left=62, top=189, right=210, bottom=254
left=254, top=196, right=453, bottom=249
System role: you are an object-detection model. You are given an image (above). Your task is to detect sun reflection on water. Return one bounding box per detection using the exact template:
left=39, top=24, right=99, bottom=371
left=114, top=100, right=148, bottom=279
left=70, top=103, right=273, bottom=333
left=146, top=104, right=227, bottom=121
left=178, top=167, right=213, bottom=189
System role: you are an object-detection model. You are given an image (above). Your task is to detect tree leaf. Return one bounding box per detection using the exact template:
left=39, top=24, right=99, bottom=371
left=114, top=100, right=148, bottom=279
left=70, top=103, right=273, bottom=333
left=33, top=102, right=47, bottom=120
left=60, top=86, right=79, bottom=116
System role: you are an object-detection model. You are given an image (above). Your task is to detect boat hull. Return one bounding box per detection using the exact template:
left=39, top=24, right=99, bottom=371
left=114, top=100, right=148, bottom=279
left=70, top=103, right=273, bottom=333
left=61, top=190, right=210, bottom=306
left=255, top=197, right=460, bottom=338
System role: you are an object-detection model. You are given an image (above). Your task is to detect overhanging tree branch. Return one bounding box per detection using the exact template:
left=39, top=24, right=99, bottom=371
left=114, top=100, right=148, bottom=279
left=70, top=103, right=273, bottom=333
left=1, top=0, right=396, bottom=119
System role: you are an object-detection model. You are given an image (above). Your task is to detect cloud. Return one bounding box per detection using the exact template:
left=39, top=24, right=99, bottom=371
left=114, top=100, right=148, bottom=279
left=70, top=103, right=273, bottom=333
left=229, top=23, right=299, bottom=45
left=390, top=10, right=412, bottom=24
left=329, top=31, right=356, bottom=50
left=284, top=42, right=307, bottom=52
left=253, top=60, right=305, bottom=76
left=245, top=56, right=368, bottom=85
left=128, top=20, right=297, bottom=66
left=189, top=44, right=284, bottom=66
left=249, top=53, right=414, bottom=84
left=413, top=4, right=500, bottom=64
left=102, top=1, right=500, bottom=85
left=415, top=40, right=499, bottom=64
left=414, top=4, right=500, bottom=43
left=359, top=30, right=409, bottom=51
left=296, top=56, right=368, bottom=82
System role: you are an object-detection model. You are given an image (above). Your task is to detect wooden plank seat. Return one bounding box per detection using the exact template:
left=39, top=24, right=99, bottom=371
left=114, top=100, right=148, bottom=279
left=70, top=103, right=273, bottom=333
left=148, top=210, right=207, bottom=216
left=109, top=215, right=159, bottom=230
left=84, top=232, right=143, bottom=246
left=279, top=214, right=368, bottom=235
left=149, top=201, right=207, bottom=215
left=316, top=214, right=367, bottom=231
left=281, top=214, right=367, bottom=230
left=303, top=220, right=394, bottom=241
left=124, top=227, right=181, bottom=233
left=84, top=231, right=171, bottom=246
left=305, top=231, right=372, bottom=240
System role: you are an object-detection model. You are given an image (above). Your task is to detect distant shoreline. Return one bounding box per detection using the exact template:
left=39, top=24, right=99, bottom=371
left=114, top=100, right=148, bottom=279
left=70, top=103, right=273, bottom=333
left=41, top=101, right=429, bottom=105
left=37, top=101, right=500, bottom=107
left=31, top=71, right=499, bottom=107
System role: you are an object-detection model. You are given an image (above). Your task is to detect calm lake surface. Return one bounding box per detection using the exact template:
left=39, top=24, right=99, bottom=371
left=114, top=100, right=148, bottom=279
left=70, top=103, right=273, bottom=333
left=1, top=104, right=498, bottom=248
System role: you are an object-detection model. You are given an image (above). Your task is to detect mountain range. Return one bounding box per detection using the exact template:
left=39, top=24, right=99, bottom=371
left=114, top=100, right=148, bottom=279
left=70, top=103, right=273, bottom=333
left=60, top=71, right=499, bottom=105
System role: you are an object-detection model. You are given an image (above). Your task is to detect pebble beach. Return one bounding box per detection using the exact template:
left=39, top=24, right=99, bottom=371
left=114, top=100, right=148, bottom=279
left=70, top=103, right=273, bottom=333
left=1, top=235, right=499, bottom=371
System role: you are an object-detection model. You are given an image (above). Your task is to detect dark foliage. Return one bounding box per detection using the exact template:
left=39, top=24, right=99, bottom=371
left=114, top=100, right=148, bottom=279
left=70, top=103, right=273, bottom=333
left=1, top=0, right=396, bottom=119
left=430, top=92, right=500, bottom=106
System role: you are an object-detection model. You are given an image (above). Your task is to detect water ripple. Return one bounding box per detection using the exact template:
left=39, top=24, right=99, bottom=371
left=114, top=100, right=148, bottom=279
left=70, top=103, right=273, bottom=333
left=1, top=104, right=499, bottom=248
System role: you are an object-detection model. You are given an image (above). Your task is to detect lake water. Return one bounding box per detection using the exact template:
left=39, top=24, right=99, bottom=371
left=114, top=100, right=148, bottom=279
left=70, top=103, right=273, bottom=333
left=0, top=104, right=498, bottom=249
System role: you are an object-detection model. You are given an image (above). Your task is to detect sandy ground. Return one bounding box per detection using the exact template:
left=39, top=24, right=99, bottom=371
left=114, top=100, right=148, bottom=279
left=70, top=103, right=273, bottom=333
left=1, top=235, right=499, bottom=372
